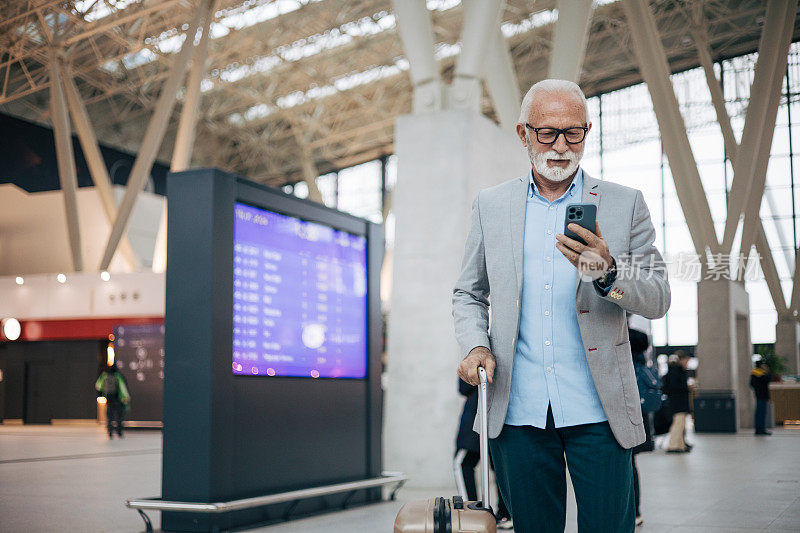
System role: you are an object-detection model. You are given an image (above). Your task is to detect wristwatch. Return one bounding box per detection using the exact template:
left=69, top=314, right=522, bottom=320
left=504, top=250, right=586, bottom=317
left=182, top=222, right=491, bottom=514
left=595, top=257, right=617, bottom=288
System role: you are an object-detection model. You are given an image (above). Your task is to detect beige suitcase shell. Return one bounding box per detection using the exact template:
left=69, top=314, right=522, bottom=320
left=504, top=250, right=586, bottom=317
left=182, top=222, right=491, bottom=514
left=393, top=367, right=497, bottom=532
left=394, top=496, right=497, bottom=532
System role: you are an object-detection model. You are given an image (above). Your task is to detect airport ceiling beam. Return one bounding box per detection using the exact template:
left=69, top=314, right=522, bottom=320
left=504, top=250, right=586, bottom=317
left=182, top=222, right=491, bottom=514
left=485, top=25, right=522, bottom=131
left=59, top=60, right=140, bottom=272
left=720, top=0, right=797, bottom=256
left=450, top=0, right=505, bottom=112
left=690, top=17, right=787, bottom=314
left=548, top=0, right=594, bottom=83
left=391, top=0, right=443, bottom=113
left=49, top=48, right=83, bottom=272
left=99, top=1, right=209, bottom=271
left=621, top=0, right=718, bottom=256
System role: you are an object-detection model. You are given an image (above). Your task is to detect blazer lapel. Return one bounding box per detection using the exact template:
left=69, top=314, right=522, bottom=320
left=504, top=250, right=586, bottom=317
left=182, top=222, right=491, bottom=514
left=582, top=172, right=602, bottom=209
left=510, top=174, right=529, bottom=297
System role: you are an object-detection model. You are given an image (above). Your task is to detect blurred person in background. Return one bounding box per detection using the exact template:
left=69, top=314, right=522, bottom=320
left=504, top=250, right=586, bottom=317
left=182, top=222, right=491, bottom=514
left=750, top=360, right=772, bottom=436
left=662, top=351, right=691, bottom=453
left=629, top=328, right=661, bottom=527
left=454, top=378, right=513, bottom=529
left=95, top=364, right=131, bottom=439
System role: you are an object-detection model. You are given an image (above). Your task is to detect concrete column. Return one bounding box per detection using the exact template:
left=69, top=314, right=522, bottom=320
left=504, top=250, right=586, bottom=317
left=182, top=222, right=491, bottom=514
left=384, top=110, right=528, bottom=488
left=775, top=316, right=800, bottom=376
left=696, top=279, right=753, bottom=429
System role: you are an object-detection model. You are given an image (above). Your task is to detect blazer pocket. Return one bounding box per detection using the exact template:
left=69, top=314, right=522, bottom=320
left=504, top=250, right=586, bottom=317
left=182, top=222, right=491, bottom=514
left=614, top=340, right=644, bottom=425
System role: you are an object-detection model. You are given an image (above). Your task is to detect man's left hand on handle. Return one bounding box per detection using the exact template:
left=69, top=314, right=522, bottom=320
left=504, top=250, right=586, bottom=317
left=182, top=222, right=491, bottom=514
left=555, top=221, right=613, bottom=280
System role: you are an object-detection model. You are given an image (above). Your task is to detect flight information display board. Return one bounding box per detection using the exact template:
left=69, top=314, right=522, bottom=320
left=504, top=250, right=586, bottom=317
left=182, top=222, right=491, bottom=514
left=232, top=202, right=368, bottom=379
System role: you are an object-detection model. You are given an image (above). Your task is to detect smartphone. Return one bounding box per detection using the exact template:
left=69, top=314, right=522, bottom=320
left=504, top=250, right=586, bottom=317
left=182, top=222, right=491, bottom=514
left=564, top=203, right=597, bottom=245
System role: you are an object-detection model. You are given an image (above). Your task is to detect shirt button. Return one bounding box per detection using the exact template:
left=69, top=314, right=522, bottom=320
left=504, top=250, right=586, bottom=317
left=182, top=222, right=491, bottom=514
left=544, top=310, right=550, bottom=316
left=545, top=340, right=551, bottom=346
left=547, top=366, right=553, bottom=372
left=545, top=284, right=550, bottom=290
left=549, top=206, right=555, bottom=210
left=545, top=256, right=551, bottom=262
left=546, top=229, right=553, bottom=235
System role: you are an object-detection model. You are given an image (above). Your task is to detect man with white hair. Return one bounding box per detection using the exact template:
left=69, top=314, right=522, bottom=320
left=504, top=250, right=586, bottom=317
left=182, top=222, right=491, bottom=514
left=453, top=79, right=670, bottom=532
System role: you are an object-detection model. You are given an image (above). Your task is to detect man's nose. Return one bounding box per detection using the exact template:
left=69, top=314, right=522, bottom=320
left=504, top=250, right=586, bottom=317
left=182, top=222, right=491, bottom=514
left=552, top=134, right=569, bottom=153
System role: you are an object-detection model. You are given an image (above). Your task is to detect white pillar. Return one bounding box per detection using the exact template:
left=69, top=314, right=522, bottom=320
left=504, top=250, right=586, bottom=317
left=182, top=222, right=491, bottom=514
left=691, top=23, right=788, bottom=315
left=60, top=61, right=140, bottom=271
left=384, top=109, right=528, bottom=488
left=450, top=0, right=504, bottom=111
left=154, top=2, right=216, bottom=274
left=484, top=26, right=521, bottom=131
left=621, top=0, right=718, bottom=254
left=548, top=0, right=594, bottom=83
left=171, top=1, right=214, bottom=172
left=391, top=0, right=444, bottom=113
left=100, top=1, right=208, bottom=270
left=49, top=48, right=83, bottom=272
left=721, top=0, right=798, bottom=252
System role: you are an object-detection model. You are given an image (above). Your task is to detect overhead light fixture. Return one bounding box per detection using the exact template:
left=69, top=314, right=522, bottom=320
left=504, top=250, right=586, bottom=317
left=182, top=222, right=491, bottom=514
left=100, top=271, right=111, bottom=282
left=15, top=276, right=24, bottom=285
left=1, top=318, right=21, bottom=341
left=107, top=343, right=115, bottom=367
left=57, top=273, right=66, bottom=283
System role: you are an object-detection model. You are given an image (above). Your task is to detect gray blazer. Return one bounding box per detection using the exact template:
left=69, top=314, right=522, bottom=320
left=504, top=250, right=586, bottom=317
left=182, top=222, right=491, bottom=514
left=452, top=171, right=670, bottom=449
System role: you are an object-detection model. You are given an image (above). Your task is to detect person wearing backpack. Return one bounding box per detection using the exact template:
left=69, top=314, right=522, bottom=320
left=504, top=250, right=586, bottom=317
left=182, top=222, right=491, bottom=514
left=629, top=327, right=661, bottom=527
left=95, top=364, right=131, bottom=439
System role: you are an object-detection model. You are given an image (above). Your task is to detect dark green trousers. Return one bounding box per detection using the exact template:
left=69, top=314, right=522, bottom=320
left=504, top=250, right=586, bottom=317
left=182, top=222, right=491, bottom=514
left=489, top=407, right=634, bottom=533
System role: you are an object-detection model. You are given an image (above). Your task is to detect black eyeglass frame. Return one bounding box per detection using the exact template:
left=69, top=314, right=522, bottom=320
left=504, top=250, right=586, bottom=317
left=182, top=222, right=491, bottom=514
left=524, top=123, right=589, bottom=145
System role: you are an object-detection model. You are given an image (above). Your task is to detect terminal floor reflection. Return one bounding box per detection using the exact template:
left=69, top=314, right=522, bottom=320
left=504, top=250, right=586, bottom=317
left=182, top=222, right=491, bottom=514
left=0, top=424, right=798, bottom=532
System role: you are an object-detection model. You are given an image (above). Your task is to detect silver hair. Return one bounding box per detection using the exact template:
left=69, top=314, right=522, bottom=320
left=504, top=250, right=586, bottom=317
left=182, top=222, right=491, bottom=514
left=517, top=79, right=589, bottom=125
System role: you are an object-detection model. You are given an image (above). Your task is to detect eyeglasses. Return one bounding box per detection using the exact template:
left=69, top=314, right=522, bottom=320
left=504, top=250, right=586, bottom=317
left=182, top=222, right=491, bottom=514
left=525, top=123, right=588, bottom=145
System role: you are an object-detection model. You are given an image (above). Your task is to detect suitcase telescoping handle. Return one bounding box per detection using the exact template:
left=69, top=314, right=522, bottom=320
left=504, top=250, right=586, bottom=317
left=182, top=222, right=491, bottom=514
left=478, top=366, right=491, bottom=511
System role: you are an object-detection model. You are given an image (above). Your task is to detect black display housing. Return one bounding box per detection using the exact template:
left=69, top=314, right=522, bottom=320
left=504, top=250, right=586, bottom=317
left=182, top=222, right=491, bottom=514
left=161, top=168, right=384, bottom=531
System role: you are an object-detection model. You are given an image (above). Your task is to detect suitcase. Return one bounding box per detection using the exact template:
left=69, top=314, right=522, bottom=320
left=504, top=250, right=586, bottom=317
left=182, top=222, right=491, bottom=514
left=393, top=367, right=497, bottom=533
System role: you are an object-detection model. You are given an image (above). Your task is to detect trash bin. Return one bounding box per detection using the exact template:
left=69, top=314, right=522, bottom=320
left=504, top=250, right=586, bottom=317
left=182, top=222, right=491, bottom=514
left=693, top=390, right=737, bottom=433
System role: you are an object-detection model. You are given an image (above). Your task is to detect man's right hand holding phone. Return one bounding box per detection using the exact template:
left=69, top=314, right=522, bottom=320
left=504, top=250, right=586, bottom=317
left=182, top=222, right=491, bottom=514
left=458, top=346, right=496, bottom=386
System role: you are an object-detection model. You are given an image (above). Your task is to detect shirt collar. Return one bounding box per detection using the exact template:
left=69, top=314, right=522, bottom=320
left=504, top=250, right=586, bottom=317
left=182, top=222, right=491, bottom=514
left=528, top=167, right=583, bottom=200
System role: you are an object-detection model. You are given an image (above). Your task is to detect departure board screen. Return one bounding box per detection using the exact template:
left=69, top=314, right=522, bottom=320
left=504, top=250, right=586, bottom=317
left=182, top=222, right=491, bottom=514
left=232, top=202, right=368, bottom=379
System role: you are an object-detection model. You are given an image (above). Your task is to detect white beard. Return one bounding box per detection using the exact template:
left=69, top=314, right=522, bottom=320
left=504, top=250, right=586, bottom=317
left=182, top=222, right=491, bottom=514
left=528, top=143, right=583, bottom=183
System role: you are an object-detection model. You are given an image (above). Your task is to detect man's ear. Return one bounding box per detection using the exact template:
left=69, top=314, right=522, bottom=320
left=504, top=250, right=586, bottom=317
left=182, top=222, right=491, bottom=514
left=516, top=123, right=527, bottom=146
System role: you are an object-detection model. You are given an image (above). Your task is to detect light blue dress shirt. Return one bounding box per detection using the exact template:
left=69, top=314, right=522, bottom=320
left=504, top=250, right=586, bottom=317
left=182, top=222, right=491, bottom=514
left=504, top=168, right=608, bottom=429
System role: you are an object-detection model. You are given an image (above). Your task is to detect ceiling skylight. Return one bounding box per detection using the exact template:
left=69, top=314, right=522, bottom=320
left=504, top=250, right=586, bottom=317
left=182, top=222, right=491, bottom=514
left=74, top=0, right=139, bottom=23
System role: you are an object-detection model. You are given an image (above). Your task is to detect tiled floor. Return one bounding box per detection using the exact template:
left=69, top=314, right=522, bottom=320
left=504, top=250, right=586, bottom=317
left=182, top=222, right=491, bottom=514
left=0, top=423, right=798, bottom=532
